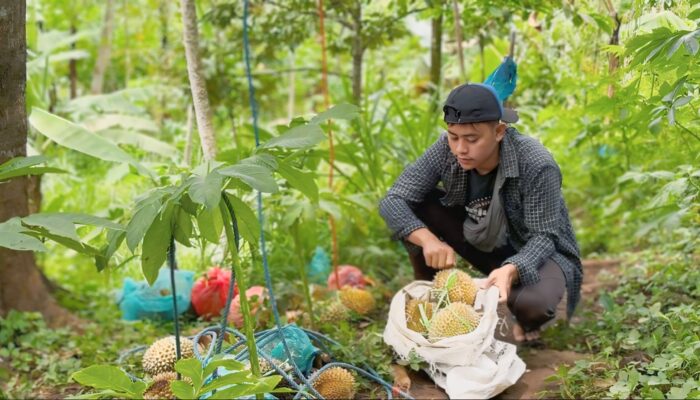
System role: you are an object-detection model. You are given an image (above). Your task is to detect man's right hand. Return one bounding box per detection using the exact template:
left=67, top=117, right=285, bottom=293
left=407, top=228, right=456, bottom=269
left=423, top=239, right=456, bottom=269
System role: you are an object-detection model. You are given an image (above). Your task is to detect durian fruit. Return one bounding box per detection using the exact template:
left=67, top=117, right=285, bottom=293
left=427, top=302, right=481, bottom=341
left=319, top=300, right=351, bottom=324
left=433, top=269, right=479, bottom=305
left=142, top=336, right=198, bottom=376
left=312, top=367, right=356, bottom=399
left=405, top=298, right=434, bottom=333
left=245, top=357, right=273, bottom=375
left=143, top=372, right=191, bottom=400
left=338, top=286, right=375, bottom=315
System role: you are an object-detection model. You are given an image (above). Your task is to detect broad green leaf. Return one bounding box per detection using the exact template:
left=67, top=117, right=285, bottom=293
left=188, top=171, right=224, bottom=210
left=241, top=154, right=278, bottom=170
left=170, top=380, right=196, bottom=400
left=96, top=229, right=126, bottom=271
left=67, top=389, right=121, bottom=399
left=260, top=124, right=325, bottom=149
left=219, top=164, right=278, bottom=193
left=224, top=193, right=260, bottom=246
left=126, top=200, right=161, bottom=252
left=179, top=194, right=200, bottom=216
left=0, top=155, right=66, bottom=181
left=174, top=358, right=203, bottom=389
left=82, top=114, right=159, bottom=133
left=197, top=206, right=224, bottom=244
left=310, top=103, right=360, bottom=124
left=203, top=357, right=246, bottom=378
left=141, top=203, right=174, bottom=285
left=0, top=220, right=47, bottom=252
left=200, top=371, right=252, bottom=393
left=173, top=207, right=193, bottom=247
left=276, top=160, right=318, bottom=202
left=100, top=129, right=177, bottom=158
left=70, top=365, right=140, bottom=394
left=209, top=383, right=257, bottom=399
left=29, top=108, right=151, bottom=177
left=22, top=214, right=80, bottom=242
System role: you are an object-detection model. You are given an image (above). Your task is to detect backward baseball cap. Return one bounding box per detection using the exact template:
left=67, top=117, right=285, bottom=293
left=443, top=83, right=519, bottom=124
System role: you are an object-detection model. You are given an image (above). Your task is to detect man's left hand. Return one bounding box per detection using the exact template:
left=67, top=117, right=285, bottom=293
left=481, top=263, right=519, bottom=303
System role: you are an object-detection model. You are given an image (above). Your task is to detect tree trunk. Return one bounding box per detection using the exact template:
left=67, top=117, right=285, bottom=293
left=180, top=0, right=217, bottom=160
left=0, top=1, right=75, bottom=327
left=69, top=24, right=77, bottom=98
left=288, top=49, right=295, bottom=121
left=451, top=0, right=466, bottom=81
left=350, top=2, right=363, bottom=106
left=90, top=0, right=114, bottom=94
left=184, top=104, right=195, bottom=166
left=123, top=0, right=130, bottom=87
left=429, top=7, right=443, bottom=106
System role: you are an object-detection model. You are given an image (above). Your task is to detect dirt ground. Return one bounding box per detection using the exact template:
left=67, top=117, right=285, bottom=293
left=400, top=259, right=620, bottom=400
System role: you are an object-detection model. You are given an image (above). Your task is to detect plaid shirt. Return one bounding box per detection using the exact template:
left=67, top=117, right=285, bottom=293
left=379, top=127, right=582, bottom=317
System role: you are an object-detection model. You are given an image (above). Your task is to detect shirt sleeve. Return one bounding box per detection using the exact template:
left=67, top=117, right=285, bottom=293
left=502, top=164, right=562, bottom=286
left=379, top=135, right=447, bottom=241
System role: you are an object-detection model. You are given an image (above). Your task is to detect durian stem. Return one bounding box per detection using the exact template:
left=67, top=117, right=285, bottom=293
left=220, top=199, right=261, bottom=378
left=291, top=222, right=314, bottom=329
left=167, top=236, right=182, bottom=381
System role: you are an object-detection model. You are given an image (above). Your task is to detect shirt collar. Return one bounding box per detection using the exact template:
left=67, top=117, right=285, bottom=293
left=500, top=127, right=520, bottom=178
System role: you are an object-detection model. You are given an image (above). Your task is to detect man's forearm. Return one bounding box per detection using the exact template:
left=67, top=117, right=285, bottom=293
left=406, top=227, right=440, bottom=247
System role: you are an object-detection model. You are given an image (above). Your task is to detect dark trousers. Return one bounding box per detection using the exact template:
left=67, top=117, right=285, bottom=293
left=404, top=189, right=566, bottom=332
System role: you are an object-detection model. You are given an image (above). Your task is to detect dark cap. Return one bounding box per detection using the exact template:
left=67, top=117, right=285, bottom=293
left=443, top=83, right=519, bottom=124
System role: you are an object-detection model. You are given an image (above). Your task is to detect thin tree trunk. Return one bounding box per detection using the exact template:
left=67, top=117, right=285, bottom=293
left=452, top=0, right=466, bottom=81
left=479, top=33, right=485, bottom=81
left=180, top=0, right=217, bottom=160
left=0, top=1, right=75, bottom=327
left=69, top=24, right=77, bottom=98
left=90, top=0, right=115, bottom=94
left=350, top=2, right=363, bottom=105
left=430, top=7, right=443, bottom=105
left=184, top=104, right=195, bottom=166
left=288, top=49, right=295, bottom=121
left=123, top=0, right=130, bottom=87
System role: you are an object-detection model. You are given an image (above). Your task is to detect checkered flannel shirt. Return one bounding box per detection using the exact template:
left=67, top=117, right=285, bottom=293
left=379, top=127, right=583, bottom=317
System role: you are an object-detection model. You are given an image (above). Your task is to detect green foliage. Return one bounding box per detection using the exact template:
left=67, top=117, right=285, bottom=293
left=543, top=249, right=700, bottom=398
left=0, top=155, right=65, bottom=181
left=70, top=365, right=146, bottom=399
left=169, top=355, right=288, bottom=399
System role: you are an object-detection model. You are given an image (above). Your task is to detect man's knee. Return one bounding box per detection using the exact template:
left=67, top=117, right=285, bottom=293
left=508, top=290, right=556, bottom=331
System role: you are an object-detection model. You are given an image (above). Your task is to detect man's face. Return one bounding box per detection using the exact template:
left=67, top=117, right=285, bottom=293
left=446, top=122, right=506, bottom=171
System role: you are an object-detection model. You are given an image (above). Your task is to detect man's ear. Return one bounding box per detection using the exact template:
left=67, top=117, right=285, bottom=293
left=495, top=122, right=507, bottom=141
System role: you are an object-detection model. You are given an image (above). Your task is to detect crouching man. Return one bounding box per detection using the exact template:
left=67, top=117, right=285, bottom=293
left=379, top=83, right=582, bottom=342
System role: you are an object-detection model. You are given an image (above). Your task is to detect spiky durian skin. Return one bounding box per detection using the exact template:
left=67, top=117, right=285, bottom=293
left=338, top=287, right=375, bottom=315
left=319, top=300, right=351, bottom=324
left=142, top=336, right=197, bottom=376
left=433, top=269, right=479, bottom=305
left=312, top=367, right=356, bottom=399
left=405, top=299, right=434, bottom=333
left=427, top=302, right=481, bottom=341
left=143, top=372, right=192, bottom=400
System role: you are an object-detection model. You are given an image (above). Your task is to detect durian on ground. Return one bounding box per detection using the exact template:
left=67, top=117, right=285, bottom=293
left=338, top=286, right=375, bottom=315
left=312, top=366, right=356, bottom=400
left=142, top=336, right=200, bottom=376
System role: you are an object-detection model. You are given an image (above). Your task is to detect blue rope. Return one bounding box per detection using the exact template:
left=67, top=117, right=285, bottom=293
left=242, top=2, right=320, bottom=396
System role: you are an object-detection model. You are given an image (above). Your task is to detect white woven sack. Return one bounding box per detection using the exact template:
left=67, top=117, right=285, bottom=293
left=383, top=280, right=525, bottom=399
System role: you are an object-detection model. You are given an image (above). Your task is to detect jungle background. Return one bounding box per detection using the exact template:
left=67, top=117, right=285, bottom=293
left=0, top=0, right=699, bottom=398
